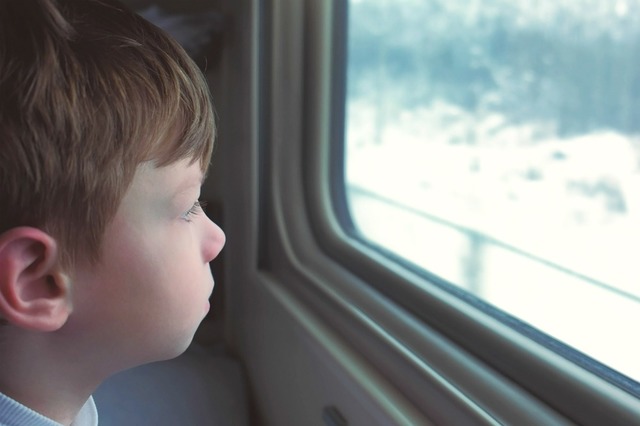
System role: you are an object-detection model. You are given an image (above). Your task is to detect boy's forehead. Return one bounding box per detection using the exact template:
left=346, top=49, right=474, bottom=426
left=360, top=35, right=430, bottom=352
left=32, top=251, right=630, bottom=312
left=133, top=160, right=204, bottom=195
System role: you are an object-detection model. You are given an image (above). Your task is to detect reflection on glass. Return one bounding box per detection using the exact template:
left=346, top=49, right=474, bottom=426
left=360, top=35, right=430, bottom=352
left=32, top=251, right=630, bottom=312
left=345, top=0, right=640, bottom=385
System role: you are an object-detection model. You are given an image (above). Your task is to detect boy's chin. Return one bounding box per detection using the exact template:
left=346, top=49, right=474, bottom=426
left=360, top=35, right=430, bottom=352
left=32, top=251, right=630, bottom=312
left=128, top=330, right=201, bottom=368
left=159, top=333, right=199, bottom=361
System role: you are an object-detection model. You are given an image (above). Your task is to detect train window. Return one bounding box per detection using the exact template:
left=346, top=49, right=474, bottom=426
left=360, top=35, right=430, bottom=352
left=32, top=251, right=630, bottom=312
left=343, top=0, right=640, bottom=389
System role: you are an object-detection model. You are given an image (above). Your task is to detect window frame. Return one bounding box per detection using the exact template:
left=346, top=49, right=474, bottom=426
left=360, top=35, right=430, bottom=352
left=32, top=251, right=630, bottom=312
left=257, top=0, right=640, bottom=423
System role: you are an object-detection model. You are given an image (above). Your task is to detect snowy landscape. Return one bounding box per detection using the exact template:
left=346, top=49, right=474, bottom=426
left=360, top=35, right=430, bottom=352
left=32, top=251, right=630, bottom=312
left=344, top=0, right=640, bottom=383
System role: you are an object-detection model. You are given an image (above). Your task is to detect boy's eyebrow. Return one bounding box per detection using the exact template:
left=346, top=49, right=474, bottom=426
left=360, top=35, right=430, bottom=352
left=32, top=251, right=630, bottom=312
left=176, top=172, right=205, bottom=193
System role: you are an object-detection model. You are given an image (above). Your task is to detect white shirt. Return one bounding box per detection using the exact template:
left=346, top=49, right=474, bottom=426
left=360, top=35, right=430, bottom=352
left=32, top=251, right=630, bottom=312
left=0, top=391, right=98, bottom=426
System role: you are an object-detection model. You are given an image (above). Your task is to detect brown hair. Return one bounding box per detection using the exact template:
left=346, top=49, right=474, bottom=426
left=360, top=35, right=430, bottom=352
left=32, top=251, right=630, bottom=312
left=0, top=0, right=216, bottom=267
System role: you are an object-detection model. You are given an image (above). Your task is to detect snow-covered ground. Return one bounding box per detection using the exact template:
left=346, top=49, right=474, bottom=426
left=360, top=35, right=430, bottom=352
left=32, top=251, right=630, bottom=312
left=345, top=100, right=640, bottom=382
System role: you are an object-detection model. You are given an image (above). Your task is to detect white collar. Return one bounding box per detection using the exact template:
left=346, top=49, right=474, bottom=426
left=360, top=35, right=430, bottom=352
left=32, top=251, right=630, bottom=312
left=0, top=391, right=98, bottom=426
left=71, top=396, right=99, bottom=426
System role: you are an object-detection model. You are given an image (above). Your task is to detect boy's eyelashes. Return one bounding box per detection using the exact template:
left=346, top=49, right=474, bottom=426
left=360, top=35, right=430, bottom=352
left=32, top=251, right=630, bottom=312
left=182, top=200, right=207, bottom=222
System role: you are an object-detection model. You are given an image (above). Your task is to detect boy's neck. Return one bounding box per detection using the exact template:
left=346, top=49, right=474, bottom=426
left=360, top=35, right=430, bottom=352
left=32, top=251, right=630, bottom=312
left=0, top=330, right=101, bottom=426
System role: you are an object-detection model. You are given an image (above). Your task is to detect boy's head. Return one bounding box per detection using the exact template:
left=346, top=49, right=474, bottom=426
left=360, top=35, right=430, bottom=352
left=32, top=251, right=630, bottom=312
left=0, top=0, right=216, bottom=268
left=0, top=4, right=226, bottom=413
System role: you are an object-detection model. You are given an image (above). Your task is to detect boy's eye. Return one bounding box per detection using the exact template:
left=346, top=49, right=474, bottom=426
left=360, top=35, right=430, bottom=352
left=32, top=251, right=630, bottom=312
left=182, top=200, right=207, bottom=222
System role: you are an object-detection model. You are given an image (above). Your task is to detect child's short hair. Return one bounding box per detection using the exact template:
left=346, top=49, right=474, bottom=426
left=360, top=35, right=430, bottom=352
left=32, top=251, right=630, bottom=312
left=0, top=0, right=216, bottom=267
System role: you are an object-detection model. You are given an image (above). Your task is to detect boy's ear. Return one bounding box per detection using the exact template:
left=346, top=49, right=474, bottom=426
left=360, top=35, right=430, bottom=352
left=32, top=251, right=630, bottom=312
left=0, top=227, right=72, bottom=331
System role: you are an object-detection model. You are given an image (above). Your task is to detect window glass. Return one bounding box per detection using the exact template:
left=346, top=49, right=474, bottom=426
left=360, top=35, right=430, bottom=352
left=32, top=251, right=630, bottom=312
left=344, top=0, right=640, bottom=386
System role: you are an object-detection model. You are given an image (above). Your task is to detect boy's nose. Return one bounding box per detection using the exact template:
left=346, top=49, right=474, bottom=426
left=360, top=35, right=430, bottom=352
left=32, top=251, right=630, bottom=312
left=204, top=219, right=225, bottom=263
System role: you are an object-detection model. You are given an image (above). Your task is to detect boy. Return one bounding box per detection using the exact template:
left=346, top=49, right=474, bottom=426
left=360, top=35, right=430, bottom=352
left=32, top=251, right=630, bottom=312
left=0, top=0, right=226, bottom=424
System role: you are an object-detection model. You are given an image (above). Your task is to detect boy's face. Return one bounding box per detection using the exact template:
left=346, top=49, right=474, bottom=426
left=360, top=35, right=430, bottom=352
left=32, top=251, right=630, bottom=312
left=68, top=159, right=225, bottom=370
